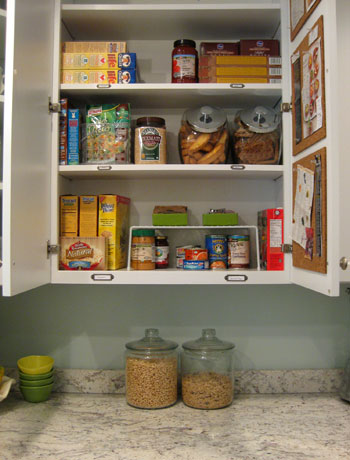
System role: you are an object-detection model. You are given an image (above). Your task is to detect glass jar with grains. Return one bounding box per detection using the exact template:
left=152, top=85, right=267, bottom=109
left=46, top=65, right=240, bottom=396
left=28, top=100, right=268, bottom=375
left=181, top=328, right=235, bottom=409
left=125, top=328, right=178, bottom=409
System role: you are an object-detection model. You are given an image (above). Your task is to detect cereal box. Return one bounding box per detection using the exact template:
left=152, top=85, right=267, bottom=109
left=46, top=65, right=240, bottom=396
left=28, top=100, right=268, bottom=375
left=59, top=98, right=68, bottom=165
left=62, top=42, right=127, bottom=54
left=117, top=69, right=136, bottom=84
left=67, top=109, right=80, bottom=165
left=61, top=70, right=118, bottom=84
left=98, top=195, right=130, bottom=270
left=258, top=208, right=284, bottom=270
left=60, top=196, right=78, bottom=237
left=61, top=53, right=119, bottom=70
left=79, top=195, right=98, bottom=237
left=60, top=237, right=107, bottom=270
left=117, top=53, right=137, bottom=69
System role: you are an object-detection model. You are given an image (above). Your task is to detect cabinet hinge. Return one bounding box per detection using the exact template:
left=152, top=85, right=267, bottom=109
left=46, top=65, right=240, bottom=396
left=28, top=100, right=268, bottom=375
left=47, top=241, right=59, bottom=257
left=281, top=244, right=293, bottom=254
left=281, top=102, right=293, bottom=113
left=48, top=97, right=61, bottom=114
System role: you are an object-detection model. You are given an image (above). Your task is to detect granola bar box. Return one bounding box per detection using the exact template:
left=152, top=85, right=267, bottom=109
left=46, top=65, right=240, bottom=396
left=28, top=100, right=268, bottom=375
left=98, top=195, right=130, bottom=270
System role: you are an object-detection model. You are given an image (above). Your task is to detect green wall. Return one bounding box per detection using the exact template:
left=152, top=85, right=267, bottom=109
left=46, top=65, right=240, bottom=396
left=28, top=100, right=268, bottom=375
left=1, top=284, right=350, bottom=370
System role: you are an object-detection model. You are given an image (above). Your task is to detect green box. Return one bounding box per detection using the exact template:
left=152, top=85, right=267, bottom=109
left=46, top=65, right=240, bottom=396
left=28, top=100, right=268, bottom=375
left=152, top=213, right=188, bottom=226
left=202, top=213, right=238, bottom=226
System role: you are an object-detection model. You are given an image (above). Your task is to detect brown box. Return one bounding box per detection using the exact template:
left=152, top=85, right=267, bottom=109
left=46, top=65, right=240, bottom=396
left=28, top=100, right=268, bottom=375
left=59, top=237, right=108, bottom=270
left=240, top=39, right=280, bottom=56
left=199, top=75, right=281, bottom=84
left=59, top=98, right=68, bottom=165
left=79, top=195, right=98, bottom=237
left=199, top=55, right=282, bottom=67
left=199, top=65, right=282, bottom=78
left=60, top=195, right=78, bottom=237
left=62, top=41, right=127, bottom=53
left=200, top=42, right=239, bottom=56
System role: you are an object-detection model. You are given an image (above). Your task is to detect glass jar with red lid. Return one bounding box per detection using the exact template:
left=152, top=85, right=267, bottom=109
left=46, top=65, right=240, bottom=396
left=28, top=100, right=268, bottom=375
left=172, top=39, right=198, bottom=83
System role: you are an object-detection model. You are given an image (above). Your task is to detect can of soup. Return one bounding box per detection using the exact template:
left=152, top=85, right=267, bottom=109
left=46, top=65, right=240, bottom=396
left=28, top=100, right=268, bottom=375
left=185, top=248, right=208, bottom=261
left=205, top=235, right=227, bottom=269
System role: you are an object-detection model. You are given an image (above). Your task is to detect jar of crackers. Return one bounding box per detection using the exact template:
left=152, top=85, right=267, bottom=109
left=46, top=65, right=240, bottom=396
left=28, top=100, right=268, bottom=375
left=233, top=106, right=281, bottom=165
left=179, top=106, right=229, bottom=164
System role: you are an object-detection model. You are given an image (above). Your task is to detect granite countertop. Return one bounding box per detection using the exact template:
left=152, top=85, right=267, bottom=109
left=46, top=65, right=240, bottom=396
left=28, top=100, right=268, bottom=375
left=1, top=393, right=349, bottom=460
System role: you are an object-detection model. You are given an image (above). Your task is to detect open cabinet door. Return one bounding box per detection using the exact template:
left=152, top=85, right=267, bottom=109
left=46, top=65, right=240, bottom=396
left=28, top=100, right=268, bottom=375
left=287, top=0, right=340, bottom=296
left=2, top=0, right=55, bottom=296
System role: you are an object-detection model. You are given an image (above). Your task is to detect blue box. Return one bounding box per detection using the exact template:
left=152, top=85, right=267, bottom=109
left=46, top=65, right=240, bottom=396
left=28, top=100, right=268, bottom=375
left=118, top=53, right=136, bottom=69
left=117, top=69, right=136, bottom=84
left=67, top=109, right=80, bottom=165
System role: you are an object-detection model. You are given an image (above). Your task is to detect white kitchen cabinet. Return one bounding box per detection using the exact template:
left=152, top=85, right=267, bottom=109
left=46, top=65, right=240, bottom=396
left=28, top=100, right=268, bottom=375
left=1, top=0, right=348, bottom=296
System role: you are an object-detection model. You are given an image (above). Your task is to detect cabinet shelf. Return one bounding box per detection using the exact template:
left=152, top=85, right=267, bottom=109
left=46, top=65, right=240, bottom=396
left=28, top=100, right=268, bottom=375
left=60, top=83, right=282, bottom=109
left=61, top=3, right=281, bottom=41
left=58, top=164, right=284, bottom=181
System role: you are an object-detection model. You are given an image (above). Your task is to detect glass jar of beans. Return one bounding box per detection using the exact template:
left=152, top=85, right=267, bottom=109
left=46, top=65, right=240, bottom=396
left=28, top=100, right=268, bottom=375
left=181, top=329, right=235, bottom=409
left=125, top=328, right=178, bottom=409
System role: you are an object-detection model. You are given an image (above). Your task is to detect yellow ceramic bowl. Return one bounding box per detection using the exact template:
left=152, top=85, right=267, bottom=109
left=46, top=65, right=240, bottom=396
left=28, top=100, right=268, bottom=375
left=0, top=366, right=4, bottom=384
left=17, top=356, right=54, bottom=375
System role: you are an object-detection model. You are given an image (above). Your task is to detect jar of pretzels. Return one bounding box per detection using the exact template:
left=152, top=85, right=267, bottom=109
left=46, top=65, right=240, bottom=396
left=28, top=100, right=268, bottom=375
left=179, top=106, right=229, bottom=164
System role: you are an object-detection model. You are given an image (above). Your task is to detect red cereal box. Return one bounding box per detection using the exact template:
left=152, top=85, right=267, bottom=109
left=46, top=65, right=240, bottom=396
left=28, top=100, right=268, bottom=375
left=258, top=208, right=284, bottom=270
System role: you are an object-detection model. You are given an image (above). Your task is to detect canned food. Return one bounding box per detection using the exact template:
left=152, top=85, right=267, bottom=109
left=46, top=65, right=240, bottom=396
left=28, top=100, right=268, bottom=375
left=228, top=235, right=250, bottom=269
left=205, top=235, right=227, bottom=269
left=185, top=248, right=208, bottom=261
left=183, top=260, right=209, bottom=270
left=176, top=257, right=184, bottom=269
left=176, top=245, right=196, bottom=258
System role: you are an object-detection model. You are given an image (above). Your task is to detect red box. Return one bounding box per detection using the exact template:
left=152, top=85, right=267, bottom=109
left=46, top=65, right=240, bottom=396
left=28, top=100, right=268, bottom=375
left=200, top=42, right=239, bottom=56
left=240, top=39, right=280, bottom=56
left=258, top=208, right=284, bottom=270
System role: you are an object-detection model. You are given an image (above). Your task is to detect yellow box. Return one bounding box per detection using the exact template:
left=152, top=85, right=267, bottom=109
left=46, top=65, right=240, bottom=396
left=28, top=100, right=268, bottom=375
left=61, top=70, right=118, bottom=84
left=62, top=41, right=127, bottom=54
left=61, top=53, right=120, bottom=70
left=60, top=195, right=78, bottom=237
left=79, top=195, right=98, bottom=237
left=98, top=195, right=130, bottom=270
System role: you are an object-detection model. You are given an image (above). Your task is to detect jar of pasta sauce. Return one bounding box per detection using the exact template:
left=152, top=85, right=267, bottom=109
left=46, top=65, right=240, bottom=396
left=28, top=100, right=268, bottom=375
left=172, top=39, right=198, bottom=83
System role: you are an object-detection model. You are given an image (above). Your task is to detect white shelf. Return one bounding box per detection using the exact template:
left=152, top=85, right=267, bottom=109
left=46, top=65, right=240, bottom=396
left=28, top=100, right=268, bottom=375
left=58, top=164, right=284, bottom=180
left=60, top=83, right=282, bottom=109
left=61, top=3, right=281, bottom=41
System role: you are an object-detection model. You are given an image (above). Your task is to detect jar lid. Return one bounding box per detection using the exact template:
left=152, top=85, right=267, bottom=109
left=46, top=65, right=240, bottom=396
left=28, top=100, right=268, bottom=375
left=238, top=106, right=281, bottom=133
left=125, top=328, right=178, bottom=351
left=132, top=229, right=155, bottom=237
left=174, top=39, right=196, bottom=48
left=182, top=328, right=235, bottom=351
left=136, top=117, right=166, bottom=128
left=184, top=106, right=227, bottom=133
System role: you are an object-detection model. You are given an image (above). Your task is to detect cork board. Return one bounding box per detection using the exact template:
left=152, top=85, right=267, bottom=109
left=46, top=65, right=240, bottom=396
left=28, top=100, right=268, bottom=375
left=292, top=147, right=327, bottom=273
left=290, top=0, right=322, bottom=41
left=291, top=15, right=326, bottom=156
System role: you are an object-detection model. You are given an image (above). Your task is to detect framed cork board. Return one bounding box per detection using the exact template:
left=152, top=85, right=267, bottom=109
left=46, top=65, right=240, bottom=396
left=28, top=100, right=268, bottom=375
left=292, top=147, right=327, bottom=273
left=291, top=15, right=326, bottom=156
left=290, top=0, right=322, bottom=41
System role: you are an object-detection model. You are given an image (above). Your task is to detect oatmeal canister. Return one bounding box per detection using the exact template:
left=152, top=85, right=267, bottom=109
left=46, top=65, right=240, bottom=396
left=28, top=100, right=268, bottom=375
left=181, top=329, right=235, bottom=409
left=205, top=235, right=227, bottom=269
left=125, top=328, right=178, bottom=409
left=134, top=117, right=167, bottom=164
left=228, top=235, right=250, bottom=269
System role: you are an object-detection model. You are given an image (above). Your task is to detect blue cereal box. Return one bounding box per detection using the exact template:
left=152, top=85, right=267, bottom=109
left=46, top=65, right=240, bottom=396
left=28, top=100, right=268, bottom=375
left=117, top=69, right=136, bottom=84
left=118, top=53, right=136, bottom=69
left=67, top=108, right=80, bottom=164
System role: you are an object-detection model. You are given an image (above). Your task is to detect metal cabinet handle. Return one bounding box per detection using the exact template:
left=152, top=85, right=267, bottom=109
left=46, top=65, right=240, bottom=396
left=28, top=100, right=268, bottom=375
left=340, top=257, right=349, bottom=270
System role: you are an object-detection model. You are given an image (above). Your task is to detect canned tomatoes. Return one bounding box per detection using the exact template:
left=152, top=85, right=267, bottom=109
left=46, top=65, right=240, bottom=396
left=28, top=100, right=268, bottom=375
left=205, top=235, right=227, bottom=269
left=228, top=235, right=250, bottom=269
left=185, top=248, right=208, bottom=261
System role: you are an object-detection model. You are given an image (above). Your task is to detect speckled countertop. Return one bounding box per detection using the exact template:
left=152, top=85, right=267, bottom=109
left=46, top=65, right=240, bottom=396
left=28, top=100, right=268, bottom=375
left=1, top=393, right=349, bottom=460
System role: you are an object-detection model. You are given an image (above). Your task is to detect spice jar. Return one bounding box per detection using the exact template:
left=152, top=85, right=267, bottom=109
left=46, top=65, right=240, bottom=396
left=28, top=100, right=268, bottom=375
left=179, top=106, right=229, bottom=164
left=134, top=117, right=167, bottom=164
left=155, top=235, right=169, bottom=269
left=125, top=328, right=178, bottom=409
left=131, top=229, right=156, bottom=270
left=172, top=39, right=198, bottom=83
left=181, top=328, right=235, bottom=409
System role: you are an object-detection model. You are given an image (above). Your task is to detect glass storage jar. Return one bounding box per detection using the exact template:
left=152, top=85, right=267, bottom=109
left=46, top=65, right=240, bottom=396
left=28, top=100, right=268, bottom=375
left=179, top=106, right=229, bottom=164
left=125, top=328, right=178, bottom=409
left=181, top=328, right=235, bottom=409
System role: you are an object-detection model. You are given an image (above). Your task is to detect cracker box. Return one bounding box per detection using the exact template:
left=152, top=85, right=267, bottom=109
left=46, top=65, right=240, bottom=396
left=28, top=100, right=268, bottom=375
left=79, top=195, right=98, bottom=237
left=258, top=208, right=284, bottom=270
left=98, top=195, right=130, bottom=269
left=60, top=237, right=107, bottom=270
left=200, top=42, right=239, bottom=56
left=67, top=109, right=80, bottom=165
left=240, top=39, right=280, bottom=56
left=61, top=53, right=119, bottom=70
left=61, top=70, right=118, bottom=84
left=60, top=195, right=78, bottom=237
left=59, top=98, right=68, bottom=165
left=62, top=41, right=127, bottom=53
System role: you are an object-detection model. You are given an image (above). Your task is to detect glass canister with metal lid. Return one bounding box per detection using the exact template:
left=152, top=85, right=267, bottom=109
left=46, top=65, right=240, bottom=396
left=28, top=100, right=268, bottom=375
left=233, top=105, right=281, bottom=164
left=125, top=328, right=178, bottom=409
left=181, top=328, right=235, bottom=409
left=179, top=106, right=229, bottom=164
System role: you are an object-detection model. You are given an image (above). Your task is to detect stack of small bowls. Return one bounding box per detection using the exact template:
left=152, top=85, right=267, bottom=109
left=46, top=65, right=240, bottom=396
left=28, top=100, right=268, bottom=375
left=17, top=355, right=54, bottom=403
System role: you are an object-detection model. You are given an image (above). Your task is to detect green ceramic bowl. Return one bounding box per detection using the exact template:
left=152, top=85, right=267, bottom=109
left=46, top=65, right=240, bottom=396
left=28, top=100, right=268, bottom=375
left=18, top=369, right=54, bottom=380
left=20, top=383, right=53, bottom=403
left=20, top=376, right=54, bottom=387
